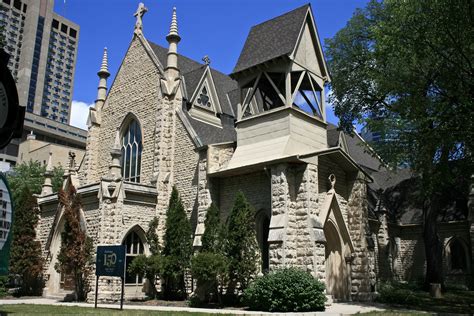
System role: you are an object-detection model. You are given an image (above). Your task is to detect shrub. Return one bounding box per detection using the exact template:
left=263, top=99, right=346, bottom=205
left=191, top=252, right=228, bottom=305
left=376, top=281, right=421, bottom=306
left=0, top=276, right=8, bottom=298
left=128, top=217, right=161, bottom=298
left=243, top=268, right=326, bottom=312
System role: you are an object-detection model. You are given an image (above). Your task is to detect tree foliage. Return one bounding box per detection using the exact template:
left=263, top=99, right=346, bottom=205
left=55, top=185, right=93, bottom=301
left=7, top=161, right=64, bottom=207
left=225, top=191, right=258, bottom=292
left=162, top=187, right=192, bottom=299
left=9, top=188, right=43, bottom=296
left=201, top=203, right=225, bottom=254
left=326, top=0, right=474, bottom=287
left=191, top=203, right=228, bottom=305
left=128, top=217, right=161, bottom=298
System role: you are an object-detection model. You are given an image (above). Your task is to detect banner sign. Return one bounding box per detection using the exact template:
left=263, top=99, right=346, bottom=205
left=96, top=245, right=126, bottom=277
left=0, top=173, right=13, bottom=276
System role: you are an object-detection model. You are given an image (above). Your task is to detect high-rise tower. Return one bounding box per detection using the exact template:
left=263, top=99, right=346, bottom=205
left=0, top=0, right=79, bottom=124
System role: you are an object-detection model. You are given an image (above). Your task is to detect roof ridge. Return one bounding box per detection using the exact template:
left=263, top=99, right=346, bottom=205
left=147, top=40, right=232, bottom=80
left=249, top=4, right=310, bottom=30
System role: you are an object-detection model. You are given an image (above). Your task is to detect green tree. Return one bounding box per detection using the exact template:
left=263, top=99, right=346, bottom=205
left=326, top=0, right=473, bottom=287
left=7, top=161, right=64, bottom=207
left=128, top=217, right=161, bottom=298
left=201, top=203, right=225, bottom=253
left=55, top=185, right=93, bottom=301
left=191, top=203, right=228, bottom=305
left=162, top=187, right=192, bottom=299
left=7, top=161, right=63, bottom=295
left=225, top=191, right=258, bottom=292
left=8, top=188, right=43, bottom=296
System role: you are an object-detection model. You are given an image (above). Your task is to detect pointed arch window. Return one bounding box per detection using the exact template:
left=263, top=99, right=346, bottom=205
left=123, top=230, right=145, bottom=284
left=121, top=119, right=142, bottom=183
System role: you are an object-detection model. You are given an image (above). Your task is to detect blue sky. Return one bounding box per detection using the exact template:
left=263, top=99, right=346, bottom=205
left=54, top=0, right=368, bottom=129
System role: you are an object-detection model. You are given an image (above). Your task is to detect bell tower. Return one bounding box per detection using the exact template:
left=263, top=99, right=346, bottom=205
left=226, top=4, right=330, bottom=170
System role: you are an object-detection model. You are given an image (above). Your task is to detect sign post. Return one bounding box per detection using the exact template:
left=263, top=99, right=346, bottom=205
left=95, top=245, right=126, bottom=310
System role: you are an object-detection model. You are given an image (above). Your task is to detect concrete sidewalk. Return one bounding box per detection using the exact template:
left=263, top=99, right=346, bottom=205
left=0, top=297, right=387, bottom=315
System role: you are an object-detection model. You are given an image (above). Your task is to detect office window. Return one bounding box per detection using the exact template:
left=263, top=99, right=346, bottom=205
left=52, top=19, right=59, bottom=29
left=13, top=0, right=20, bottom=10
left=69, top=28, right=76, bottom=38
left=60, top=23, right=67, bottom=34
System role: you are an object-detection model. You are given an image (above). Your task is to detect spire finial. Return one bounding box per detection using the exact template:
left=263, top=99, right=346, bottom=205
left=134, top=3, right=148, bottom=34
left=166, top=7, right=180, bottom=41
left=41, top=152, right=54, bottom=196
left=46, top=151, right=53, bottom=172
left=108, top=128, right=122, bottom=179
left=99, top=47, right=109, bottom=75
left=113, top=128, right=121, bottom=151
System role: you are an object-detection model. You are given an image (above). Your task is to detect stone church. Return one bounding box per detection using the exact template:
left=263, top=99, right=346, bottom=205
left=36, top=3, right=474, bottom=301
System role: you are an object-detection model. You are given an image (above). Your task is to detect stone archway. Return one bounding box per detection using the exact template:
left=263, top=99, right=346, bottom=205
left=324, top=220, right=350, bottom=300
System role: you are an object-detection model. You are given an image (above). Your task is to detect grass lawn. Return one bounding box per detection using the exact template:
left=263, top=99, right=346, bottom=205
left=376, top=286, right=474, bottom=315
left=358, top=312, right=429, bottom=316
left=0, top=304, right=233, bottom=316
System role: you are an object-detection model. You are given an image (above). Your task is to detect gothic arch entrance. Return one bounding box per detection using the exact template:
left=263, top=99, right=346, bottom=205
left=324, top=219, right=350, bottom=300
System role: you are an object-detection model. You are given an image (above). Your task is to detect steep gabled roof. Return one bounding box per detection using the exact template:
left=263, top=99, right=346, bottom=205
left=147, top=41, right=238, bottom=145
left=232, top=4, right=310, bottom=74
left=147, top=41, right=238, bottom=117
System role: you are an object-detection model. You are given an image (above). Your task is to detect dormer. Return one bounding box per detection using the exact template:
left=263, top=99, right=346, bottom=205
left=223, top=4, right=330, bottom=171
left=187, top=65, right=223, bottom=127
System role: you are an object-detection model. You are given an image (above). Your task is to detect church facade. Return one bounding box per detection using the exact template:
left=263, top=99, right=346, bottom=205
left=36, top=3, right=474, bottom=301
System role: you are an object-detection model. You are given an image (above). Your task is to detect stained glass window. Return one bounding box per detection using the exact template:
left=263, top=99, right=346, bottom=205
left=121, top=119, right=142, bottom=182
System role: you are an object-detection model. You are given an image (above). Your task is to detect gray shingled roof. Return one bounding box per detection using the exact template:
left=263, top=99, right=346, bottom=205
left=147, top=41, right=238, bottom=145
left=147, top=41, right=238, bottom=117
left=326, top=123, right=384, bottom=173
left=232, top=4, right=309, bottom=74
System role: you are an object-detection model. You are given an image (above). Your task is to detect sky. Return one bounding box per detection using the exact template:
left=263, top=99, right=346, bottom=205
left=53, top=0, right=369, bottom=130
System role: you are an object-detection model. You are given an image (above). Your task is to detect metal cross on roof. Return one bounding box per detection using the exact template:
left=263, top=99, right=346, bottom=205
left=202, top=55, right=211, bottom=65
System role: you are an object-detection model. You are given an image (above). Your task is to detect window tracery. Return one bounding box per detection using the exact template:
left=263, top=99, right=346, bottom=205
left=121, top=119, right=142, bottom=183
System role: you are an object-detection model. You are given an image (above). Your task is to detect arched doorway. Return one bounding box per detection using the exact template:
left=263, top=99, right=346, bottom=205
left=324, top=220, right=350, bottom=300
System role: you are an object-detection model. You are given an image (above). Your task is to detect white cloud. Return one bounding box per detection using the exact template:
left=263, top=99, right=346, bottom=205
left=70, top=100, right=93, bottom=130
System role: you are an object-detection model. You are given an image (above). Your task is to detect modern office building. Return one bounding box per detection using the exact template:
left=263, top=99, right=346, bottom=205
left=0, top=0, right=79, bottom=124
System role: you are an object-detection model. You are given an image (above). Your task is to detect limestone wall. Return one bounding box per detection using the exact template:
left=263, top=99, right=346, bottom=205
left=96, top=37, right=162, bottom=184
left=217, top=171, right=271, bottom=219
left=318, top=156, right=349, bottom=200
left=173, top=118, right=199, bottom=218
left=207, top=143, right=234, bottom=173
left=346, top=173, right=376, bottom=300
left=386, top=222, right=470, bottom=283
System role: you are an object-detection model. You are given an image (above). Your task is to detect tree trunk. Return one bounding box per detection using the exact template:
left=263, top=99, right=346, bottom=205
left=423, top=197, right=444, bottom=290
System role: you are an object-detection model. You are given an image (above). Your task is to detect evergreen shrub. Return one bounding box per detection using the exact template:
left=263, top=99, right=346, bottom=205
left=243, top=268, right=326, bottom=312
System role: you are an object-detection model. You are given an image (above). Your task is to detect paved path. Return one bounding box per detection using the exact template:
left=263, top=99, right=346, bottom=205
left=0, top=298, right=387, bottom=315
